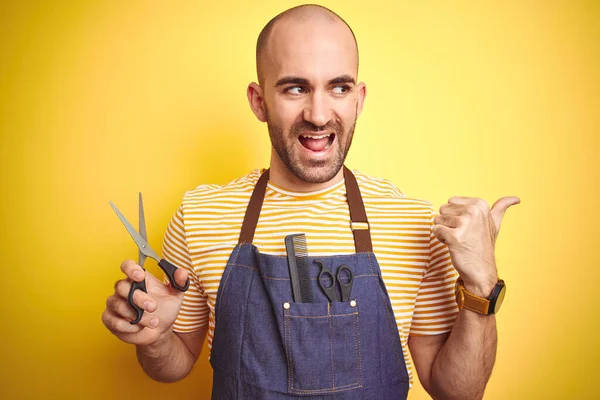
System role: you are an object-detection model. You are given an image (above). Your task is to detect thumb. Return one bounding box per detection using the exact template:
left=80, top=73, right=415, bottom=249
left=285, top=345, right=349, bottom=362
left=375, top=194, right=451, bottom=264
left=490, top=196, right=521, bottom=234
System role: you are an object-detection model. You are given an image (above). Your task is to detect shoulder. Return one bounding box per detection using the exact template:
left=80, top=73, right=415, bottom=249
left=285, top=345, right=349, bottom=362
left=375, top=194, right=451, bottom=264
left=352, top=169, right=435, bottom=212
left=352, top=169, right=405, bottom=198
left=180, top=169, right=263, bottom=210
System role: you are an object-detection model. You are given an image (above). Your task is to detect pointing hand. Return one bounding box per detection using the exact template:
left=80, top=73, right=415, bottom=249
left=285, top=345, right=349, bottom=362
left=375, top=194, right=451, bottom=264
left=432, top=196, right=520, bottom=296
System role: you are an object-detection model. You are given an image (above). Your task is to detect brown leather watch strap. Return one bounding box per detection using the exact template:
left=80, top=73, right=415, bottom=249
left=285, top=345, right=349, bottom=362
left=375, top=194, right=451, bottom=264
left=456, top=279, right=491, bottom=314
left=459, top=290, right=490, bottom=314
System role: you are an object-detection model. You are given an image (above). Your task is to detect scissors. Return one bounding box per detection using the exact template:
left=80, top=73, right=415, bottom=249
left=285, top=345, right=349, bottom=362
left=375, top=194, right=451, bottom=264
left=314, top=260, right=354, bottom=302
left=110, top=193, right=190, bottom=324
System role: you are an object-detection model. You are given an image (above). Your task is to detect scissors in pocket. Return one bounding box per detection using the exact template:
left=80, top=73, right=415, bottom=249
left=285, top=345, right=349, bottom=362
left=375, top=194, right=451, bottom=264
left=110, top=193, right=190, bottom=324
left=315, top=260, right=354, bottom=302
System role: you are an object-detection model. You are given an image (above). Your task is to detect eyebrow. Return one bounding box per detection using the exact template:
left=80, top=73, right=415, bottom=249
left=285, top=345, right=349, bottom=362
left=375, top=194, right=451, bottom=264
left=274, top=74, right=356, bottom=87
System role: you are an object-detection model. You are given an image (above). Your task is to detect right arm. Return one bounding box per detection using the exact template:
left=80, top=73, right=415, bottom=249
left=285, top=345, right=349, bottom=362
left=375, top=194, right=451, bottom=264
left=137, top=327, right=208, bottom=383
left=102, top=260, right=206, bottom=383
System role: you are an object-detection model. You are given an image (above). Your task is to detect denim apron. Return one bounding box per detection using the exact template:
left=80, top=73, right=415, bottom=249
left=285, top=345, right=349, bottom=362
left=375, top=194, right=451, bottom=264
left=210, top=166, right=409, bottom=399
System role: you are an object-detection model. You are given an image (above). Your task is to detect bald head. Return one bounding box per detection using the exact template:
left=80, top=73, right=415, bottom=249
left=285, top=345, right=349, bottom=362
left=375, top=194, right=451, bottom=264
left=256, top=5, right=359, bottom=86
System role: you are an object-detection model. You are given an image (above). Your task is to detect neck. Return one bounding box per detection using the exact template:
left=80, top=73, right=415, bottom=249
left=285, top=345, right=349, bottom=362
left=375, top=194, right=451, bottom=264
left=268, top=150, right=344, bottom=193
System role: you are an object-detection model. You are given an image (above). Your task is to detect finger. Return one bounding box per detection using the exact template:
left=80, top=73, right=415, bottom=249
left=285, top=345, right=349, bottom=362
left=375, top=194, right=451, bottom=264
left=106, top=295, right=137, bottom=320
left=439, top=203, right=466, bottom=216
left=448, top=197, right=489, bottom=215
left=433, top=214, right=461, bottom=228
left=105, top=296, right=160, bottom=329
left=172, top=267, right=189, bottom=290
left=114, top=279, right=157, bottom=313
left=102, top=309, right=145, bottom=334
left=490, top=196, right=521, bottom=232
left=118, top=331, right=155, bottom=347
left=432, top=224, right=456, bottom=246
left=121, top=260, right=145, bottom=282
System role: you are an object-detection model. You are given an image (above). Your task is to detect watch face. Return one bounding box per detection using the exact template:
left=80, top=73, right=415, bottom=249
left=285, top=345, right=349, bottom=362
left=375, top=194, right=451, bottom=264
left=492, top=284, right=507, bottom=314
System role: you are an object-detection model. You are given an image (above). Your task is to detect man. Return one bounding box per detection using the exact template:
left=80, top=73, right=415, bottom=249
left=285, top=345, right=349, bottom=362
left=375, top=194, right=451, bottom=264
left=102, top=4, right=519, bottom=399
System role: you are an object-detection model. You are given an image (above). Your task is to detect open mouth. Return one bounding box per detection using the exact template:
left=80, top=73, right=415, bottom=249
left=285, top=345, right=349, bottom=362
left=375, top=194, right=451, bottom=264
left=298, top=133, right=335, bottom=152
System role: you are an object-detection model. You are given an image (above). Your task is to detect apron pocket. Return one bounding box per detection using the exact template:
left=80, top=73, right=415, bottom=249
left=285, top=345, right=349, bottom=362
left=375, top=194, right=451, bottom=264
left=283, top=301, right=363, bottom=395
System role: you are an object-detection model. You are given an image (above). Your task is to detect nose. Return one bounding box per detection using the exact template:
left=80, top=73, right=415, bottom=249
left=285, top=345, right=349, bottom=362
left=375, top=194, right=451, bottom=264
left=303, top=91, right=332, bottom=128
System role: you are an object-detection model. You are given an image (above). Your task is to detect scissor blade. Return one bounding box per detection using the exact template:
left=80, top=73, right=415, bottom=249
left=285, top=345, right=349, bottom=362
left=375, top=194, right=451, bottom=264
left=109, top=201, right=160, bottom=262
left=138, top=193, right=147, bottom=266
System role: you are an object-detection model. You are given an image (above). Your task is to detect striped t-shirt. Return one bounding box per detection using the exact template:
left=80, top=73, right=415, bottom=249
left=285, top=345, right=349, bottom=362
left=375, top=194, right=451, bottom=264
left=161, top=168, right=459, bottom=385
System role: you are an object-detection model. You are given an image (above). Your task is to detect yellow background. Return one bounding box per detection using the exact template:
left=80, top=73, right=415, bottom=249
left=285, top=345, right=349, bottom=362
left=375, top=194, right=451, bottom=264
left=1, top=1, right=598, bottom=399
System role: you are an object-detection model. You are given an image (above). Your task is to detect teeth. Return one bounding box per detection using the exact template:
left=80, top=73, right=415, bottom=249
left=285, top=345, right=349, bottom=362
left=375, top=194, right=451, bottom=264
left=300, top=134, right=331, bottom=139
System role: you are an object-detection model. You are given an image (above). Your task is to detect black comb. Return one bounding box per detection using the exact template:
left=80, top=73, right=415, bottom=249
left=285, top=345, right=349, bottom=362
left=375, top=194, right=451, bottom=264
left=284, top=233, right=314, bottom=303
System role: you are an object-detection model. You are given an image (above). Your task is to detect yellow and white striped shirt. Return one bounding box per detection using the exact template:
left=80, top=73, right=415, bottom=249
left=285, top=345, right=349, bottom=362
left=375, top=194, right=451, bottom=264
left=161, top=168, right=459, bottom=384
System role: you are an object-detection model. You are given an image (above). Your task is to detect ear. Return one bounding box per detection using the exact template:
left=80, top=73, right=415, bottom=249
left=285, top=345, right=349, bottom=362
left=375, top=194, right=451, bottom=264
left=247, top=82, right=267, bottom=122
left=355, top=82, right=367, bottom=117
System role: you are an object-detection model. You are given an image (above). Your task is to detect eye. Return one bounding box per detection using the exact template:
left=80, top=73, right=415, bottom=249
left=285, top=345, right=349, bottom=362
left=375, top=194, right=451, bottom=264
left=286, top=86, right=307, bottom=95
left=332, top=85, right=351, bottom=94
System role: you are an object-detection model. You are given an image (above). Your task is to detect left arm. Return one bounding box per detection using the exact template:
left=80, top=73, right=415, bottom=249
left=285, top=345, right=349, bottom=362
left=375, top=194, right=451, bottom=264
left=409, top=294, right=497, bottom=399
left=410, top=196, right=520, bottom=399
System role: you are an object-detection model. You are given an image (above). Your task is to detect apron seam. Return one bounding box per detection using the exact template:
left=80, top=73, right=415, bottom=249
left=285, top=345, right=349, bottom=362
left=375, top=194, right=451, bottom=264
left=214, top=244, right=243, bottom=324
left=329, top=308, right=335, bottom=390
left=354, top=310, right=364, bottom=387
left=238, top=269, right=256, bottom=388
left=367, top=252, right=406, bottom=375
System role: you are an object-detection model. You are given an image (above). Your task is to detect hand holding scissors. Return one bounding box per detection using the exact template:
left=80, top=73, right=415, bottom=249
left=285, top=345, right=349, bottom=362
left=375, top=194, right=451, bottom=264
left=103, top=193, right=190, bottom=334
left=315, top=260, right=354, bottom=302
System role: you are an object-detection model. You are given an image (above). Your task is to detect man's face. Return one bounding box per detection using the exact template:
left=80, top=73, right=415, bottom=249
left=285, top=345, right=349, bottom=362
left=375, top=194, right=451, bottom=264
left=259, top=17, right=365, bottom=183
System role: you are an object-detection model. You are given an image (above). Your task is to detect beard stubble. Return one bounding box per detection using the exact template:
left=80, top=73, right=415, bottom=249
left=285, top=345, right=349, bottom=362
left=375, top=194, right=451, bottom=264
left=265, top=106, right=357, bottom=184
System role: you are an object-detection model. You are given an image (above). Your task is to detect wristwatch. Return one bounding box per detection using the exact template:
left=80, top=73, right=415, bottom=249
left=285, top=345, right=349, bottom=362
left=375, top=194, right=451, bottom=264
left=454, top=278, right=506, bottom=315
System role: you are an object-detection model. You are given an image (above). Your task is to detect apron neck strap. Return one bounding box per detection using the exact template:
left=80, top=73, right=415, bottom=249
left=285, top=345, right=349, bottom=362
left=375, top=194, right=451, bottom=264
left=238, top=168, right=270, bottom=247
left=343, top=165, right=373, bottom=253
left=238, top=166, right=373, bottom=253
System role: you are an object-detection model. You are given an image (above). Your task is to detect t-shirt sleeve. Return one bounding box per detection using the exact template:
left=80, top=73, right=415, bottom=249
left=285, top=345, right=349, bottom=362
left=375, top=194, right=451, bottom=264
left=161, top=204, right=209, bottom=332
left=409, top=205, right=459, bottom=336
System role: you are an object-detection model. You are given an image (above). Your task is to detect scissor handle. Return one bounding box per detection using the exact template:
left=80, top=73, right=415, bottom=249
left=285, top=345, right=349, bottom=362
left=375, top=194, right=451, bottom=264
left=316, top=260, right=339, bottom=302
left=159, top=259, right=190, bottom=292
left=128, top=278, right=147, bottom=325
left=336, top=265, right=354, bottom=302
